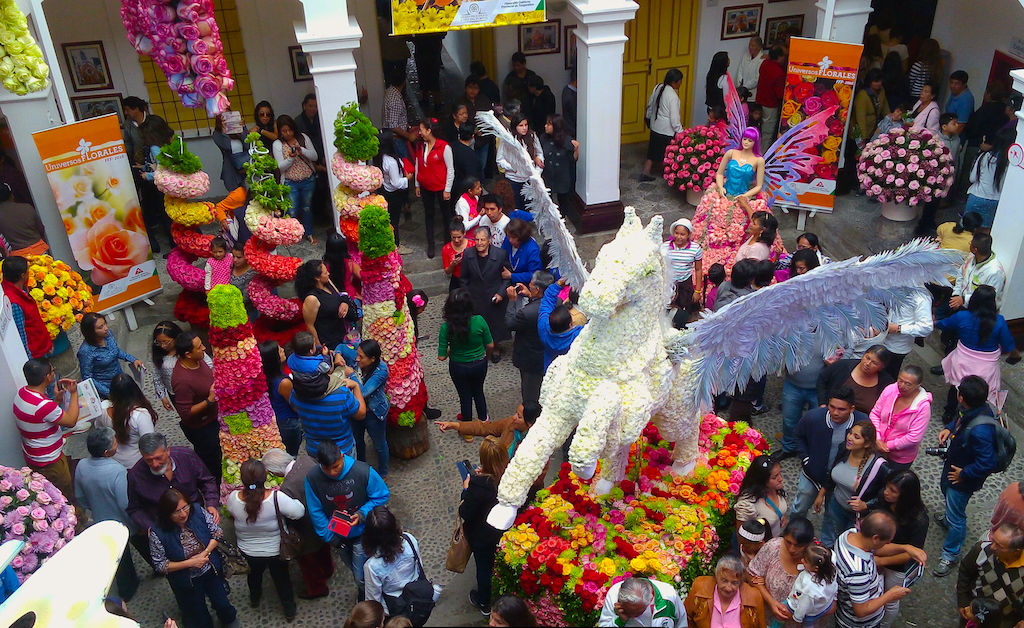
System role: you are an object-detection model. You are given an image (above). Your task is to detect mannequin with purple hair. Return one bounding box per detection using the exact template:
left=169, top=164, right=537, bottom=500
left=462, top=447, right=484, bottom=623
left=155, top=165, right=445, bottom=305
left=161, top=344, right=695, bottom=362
left=691, top=126, right=786, bottom=277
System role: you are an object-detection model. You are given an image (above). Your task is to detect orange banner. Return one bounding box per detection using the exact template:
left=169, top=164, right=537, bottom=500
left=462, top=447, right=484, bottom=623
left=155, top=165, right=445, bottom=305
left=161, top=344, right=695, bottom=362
left=779, top=37, right=863, bottom=212
left=32, top=114, right=162, bottom=313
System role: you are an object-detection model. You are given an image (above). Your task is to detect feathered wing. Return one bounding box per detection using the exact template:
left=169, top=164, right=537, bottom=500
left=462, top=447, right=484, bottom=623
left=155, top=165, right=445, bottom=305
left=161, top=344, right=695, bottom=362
left=724, top=73, right=746, bottom=150
left=475, top=111, right=590, bottom=288
left=762, top=105, right=837, bottom=205
left=682, top=239, right=963, bottom=412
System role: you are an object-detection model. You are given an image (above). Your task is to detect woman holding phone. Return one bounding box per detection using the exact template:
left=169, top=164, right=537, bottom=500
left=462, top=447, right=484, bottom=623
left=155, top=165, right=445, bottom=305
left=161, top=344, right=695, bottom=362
left=459, top=436, right=508, bottom=616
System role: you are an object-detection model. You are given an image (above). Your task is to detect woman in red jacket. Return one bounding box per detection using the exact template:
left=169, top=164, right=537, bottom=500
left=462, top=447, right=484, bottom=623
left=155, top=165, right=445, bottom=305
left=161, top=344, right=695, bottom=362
left=415, top=118, right=454, bottom=259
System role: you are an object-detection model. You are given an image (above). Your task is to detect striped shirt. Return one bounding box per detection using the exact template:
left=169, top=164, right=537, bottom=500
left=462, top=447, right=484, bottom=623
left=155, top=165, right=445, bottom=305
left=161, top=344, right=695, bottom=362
left=13, top=386, right=66, bottom=465
left=660, top=240, right=703, bottom=283
left=834, top=530, right=885, bottom=628
left=290, top=386, right=360, bottom=457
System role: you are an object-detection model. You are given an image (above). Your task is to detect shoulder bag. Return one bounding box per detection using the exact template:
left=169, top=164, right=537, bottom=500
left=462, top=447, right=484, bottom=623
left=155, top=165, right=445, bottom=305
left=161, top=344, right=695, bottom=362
left=384, top=534, right=437, bottom=627
left=274, top=491, right=303, bottom=561
left=445, top=502, right=472, bottom=573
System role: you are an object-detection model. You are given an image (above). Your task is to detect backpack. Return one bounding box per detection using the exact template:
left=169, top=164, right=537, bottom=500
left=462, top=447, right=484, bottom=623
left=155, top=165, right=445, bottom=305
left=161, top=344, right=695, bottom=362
left=965, top=411, right=1017, bottom=473
left=383, top=534, right=436, bottom=627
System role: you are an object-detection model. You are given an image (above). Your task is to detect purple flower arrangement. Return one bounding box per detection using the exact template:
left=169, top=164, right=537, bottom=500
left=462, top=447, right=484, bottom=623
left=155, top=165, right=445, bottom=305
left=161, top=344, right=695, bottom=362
left=0, top=465, right=77, bottom=582
left=857, top=126, right=955, bottom=206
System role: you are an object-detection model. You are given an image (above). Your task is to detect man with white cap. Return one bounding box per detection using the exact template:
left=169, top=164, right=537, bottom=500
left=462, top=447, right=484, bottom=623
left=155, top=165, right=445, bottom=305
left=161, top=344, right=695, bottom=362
left=659, top=217, right=703, bottom=329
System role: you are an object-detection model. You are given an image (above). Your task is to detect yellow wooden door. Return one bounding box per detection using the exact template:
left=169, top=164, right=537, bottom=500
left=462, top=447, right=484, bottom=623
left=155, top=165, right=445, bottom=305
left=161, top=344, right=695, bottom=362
left=621, top=0, right=700, bottom=144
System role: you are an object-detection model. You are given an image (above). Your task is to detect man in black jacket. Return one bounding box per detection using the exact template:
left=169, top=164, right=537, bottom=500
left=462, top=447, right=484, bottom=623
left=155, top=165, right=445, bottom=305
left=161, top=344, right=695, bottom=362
left=505, top=270, right=554, bottom=403
left=790, top=387, right=866, bottom=518
left=527, top=75, right=557, bottom=133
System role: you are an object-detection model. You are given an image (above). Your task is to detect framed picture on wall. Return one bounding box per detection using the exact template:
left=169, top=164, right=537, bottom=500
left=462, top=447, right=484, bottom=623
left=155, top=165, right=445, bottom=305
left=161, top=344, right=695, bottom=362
left=289, top=46, right=312, bottom=82
left=764, top=15, right=804, bottom=47
left=70, top=94, right=124, bottom=126
left=565, top=25, right=577, bottom=70
left=62, top=41, right=113, bottom=92
left=721, top=4, right=763, bottom=41
left=520, top=19, right=561, bottom=56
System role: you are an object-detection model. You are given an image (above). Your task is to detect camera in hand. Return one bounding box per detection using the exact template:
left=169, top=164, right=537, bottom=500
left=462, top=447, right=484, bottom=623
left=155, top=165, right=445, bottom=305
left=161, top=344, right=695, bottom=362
left=924, top=445, right=949, bottom=458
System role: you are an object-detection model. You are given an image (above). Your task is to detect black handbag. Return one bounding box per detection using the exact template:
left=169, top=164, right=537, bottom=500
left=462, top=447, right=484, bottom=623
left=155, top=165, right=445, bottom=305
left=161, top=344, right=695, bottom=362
left=274, top=491, right=302, bottom=561
left=383, top=534, right=436, bottom=627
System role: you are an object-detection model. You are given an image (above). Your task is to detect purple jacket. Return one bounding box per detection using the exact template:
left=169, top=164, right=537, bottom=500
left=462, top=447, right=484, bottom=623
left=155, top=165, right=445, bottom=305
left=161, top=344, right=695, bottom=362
left=126, top=446, right=219, bottom=531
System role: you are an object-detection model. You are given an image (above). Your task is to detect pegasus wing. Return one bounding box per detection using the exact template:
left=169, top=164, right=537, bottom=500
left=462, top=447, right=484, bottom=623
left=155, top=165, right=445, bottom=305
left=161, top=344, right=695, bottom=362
left=724, top=73, right=746, bottom=150
left=762, top=105, right=837, bottom=205
left=475, top=111, right=590, bottom=288
left=683, top=239, right=963, bottom=413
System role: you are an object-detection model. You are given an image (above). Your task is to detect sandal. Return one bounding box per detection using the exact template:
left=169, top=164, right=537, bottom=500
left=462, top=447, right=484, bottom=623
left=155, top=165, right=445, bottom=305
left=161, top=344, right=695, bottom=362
left=306, top=235, right=319, bottom=245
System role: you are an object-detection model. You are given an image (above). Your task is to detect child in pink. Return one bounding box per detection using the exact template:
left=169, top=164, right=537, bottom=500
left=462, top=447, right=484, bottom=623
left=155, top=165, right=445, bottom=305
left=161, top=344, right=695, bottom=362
left=204, top=236, right=233, bottom=292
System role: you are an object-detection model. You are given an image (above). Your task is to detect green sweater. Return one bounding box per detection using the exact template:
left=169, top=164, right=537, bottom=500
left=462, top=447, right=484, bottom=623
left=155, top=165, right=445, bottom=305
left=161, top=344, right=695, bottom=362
left=439, top=315, right=492, bottom=362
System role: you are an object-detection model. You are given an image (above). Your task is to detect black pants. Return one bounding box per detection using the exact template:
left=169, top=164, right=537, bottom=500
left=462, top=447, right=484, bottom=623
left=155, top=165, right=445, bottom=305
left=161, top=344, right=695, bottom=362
left=729, top=376, right=767, bottom=422
left=114, top=544, right=140, bottom=602
left=917, top=198, right=941, bottom=232
left=382, top=188, right=407, bottom=245
left=469, top=539, right=497, bottom=606
left=450, top=358, right=488, bottom=421
left=171, top=568, right=236, bottom=628
left=139, top=179, right=173, bottom=253
left=555, top=192, right=573, bottom=216
left=520, top=369, right=543, bottom=404
left=945, top=385, right=960, bottom=418
left=884, top=352, right=908, bottom=381
left=243, top=552, right=296, bottom=616
left=421, top=188, right=452, bottom=249
left=180, top=421, right=223, bottom=484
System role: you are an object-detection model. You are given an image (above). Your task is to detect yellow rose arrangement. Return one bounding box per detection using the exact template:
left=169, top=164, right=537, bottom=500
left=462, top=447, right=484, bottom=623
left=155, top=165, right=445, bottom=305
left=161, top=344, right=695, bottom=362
left=14, top=255, right=93, bottom=338
left=834, top=82, right=853, bottom=107
left=822, top=135, right=843, bottom=151
left=164, top=196, right=216, bottom=226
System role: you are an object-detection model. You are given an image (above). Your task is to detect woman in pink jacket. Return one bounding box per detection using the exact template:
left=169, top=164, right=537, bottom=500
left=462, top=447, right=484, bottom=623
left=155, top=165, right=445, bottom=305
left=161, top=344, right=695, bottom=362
left=869, top=364, right=932, bottom=471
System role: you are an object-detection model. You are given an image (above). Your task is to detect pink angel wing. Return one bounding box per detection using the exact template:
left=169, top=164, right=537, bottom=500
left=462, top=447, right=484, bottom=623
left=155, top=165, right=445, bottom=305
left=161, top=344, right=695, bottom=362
left=724, top=73, right=746, bottom=150
left=762, top=105, right=838, bottom=206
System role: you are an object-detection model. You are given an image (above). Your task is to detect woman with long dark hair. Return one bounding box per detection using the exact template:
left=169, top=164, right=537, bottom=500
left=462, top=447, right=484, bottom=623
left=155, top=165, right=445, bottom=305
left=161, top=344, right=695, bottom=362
left=258, top=340, right=302, bottom=456
left=362, top=505, right=439, bottom=614
left=965, top=127, right=1013, bottom=231
left=490, top=595, right=538, bottom=627
left=706, top=51, right=731, bottom=109
left=735, top=455, right=788, bottom=538
left=461, top=436, right=510, bottom=615
left=880, top=52, right=907, bottom=111
left=935, top=285, right=1020, bottom=418
left=749, top=516, right=816, bottom=625
left=296, top=259, right=359, bottom=352
left=273, top=114, right=319, bottom=243
left=137, top=115, right=176, bottom=253
left=253, top=100, right=278, bottom=151
left=375, top=130, right=413, bottom=251
left=908, top=39, right=942, bottom=99
left=77, top=313, right=143, bottom=399
left=735, top=211, right=779, bottom=263
left=540, top=114, right=579, bottom=211
left=439, top=288, right=494, bottom=425
left=868, top=470, right=929, bottom=628
left=415, top=117, right=455, bottom=259
left=498, top=113, right=544, bottom=214
left=817, top=420, right=890, bottom=547
left=225, top=460, right=304, bottom=622
left=149, top=488, right=238, bottom=628
left=641, top=68, right=684, bottom=181
left=95, top=374, right=157, bottom=468
left=151, top=321, right=212, bottom=412
left=347, top=339, right=390, bottom=478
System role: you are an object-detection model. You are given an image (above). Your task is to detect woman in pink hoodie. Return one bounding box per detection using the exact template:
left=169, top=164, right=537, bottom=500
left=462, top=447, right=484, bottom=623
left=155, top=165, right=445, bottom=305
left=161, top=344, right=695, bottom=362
left=869, top=364, right=932, bottom=471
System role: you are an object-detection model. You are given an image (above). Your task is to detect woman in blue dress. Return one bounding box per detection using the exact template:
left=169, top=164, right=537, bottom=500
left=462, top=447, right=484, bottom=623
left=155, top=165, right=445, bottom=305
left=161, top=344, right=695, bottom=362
left=691, top=126, right=785, bottom=277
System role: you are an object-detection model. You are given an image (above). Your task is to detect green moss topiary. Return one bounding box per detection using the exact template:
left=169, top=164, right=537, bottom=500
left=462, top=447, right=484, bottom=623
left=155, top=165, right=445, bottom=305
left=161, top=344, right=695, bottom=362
left=243, top=132, right=292, bottom=212
left=157, top=136, right=203, bottom=174
left=357, top=205, right=396, bottom=259
left=334, top=102, right=379, bottom=162
left=207, top=284, right=249, bottom=329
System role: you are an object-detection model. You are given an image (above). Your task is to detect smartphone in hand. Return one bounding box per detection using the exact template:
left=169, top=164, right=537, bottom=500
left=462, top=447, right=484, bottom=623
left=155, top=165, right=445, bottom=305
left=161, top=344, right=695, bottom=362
left=456, top=460, right=474, bottom=483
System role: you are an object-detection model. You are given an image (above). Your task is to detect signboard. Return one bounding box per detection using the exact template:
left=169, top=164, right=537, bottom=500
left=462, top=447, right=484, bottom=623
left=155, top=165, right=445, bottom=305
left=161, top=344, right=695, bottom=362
left=392, top=0, right=545, bottom=36
left=778, top=38, right=863, bottom=212
left=31, top=114, right=162, bottom=313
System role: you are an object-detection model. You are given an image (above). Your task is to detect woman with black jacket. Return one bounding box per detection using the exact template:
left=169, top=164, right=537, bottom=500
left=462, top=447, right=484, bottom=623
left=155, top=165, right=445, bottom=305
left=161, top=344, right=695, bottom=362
left=815, top=420, right=890, bottom=548
left=459, top=435, right=508, bottom=616
left=816, top=345, right=894, bottom=412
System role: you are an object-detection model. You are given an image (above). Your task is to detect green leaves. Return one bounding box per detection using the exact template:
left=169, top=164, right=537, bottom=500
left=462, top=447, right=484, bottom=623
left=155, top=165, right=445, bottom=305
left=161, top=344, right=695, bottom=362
left=243, top=133, right=292, bottom=212
left=357, top=205, right=396, bottom=259
left=156, top=136, right=203, bottom=174
left=334, top=102, right=379, bottom=162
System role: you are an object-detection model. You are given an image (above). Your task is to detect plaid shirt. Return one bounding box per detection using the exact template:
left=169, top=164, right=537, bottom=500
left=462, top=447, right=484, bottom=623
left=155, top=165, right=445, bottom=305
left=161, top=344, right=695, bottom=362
left=957, top=541, right=1024, bottom=622
left=382, top=86, right=408, bottom=131
left=11, top=302, right=28, bottom=357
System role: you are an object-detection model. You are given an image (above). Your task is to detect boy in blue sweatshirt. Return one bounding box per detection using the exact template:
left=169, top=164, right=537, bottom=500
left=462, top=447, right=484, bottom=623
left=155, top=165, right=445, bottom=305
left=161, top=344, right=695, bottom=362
left=537, top=279, right=584, bottom=371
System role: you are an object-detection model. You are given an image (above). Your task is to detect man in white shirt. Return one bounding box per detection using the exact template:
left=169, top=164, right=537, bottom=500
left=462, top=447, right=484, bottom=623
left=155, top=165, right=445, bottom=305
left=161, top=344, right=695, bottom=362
left=951, top=233, right=1005, bottom=311
left=477, top=194, right=510, bottom=248
left=598, top=577, right=685, bottom=627
left=736, top=36, right=766, bottom=100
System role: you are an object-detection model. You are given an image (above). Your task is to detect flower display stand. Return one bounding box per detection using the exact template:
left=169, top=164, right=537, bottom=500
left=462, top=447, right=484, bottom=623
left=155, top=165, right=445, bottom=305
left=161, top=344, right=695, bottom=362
left=386, top=420, right=430, bottom=460
left=686, top=189, right=702, bottom=206
left=881, top=200, right=918, bottom=222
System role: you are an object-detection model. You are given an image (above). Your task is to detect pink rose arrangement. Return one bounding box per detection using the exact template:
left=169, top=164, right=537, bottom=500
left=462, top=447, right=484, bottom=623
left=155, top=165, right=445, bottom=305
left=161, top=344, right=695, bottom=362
left=165, top=248, right=205, bottom=292
left=690, top=189, right=782, bottom=276
left=331, top=154, right=384, bottom=193
left=251, top=215, right=304, bottom=248
left=247, top=275, right=301, bottom=322
left=0, top=465, right=77, bottom=582
left=857, top=126, right=954, bottom=205
left=154, top=166, right=210, bottom=199
left=663, top=125, right=728, bottom=192
left=120, top=0, right=234, bottom=116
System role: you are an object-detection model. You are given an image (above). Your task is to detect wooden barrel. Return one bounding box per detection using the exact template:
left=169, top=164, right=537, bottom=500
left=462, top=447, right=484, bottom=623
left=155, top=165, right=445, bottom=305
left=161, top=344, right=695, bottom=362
left=386, top=420, right=430, bottom=459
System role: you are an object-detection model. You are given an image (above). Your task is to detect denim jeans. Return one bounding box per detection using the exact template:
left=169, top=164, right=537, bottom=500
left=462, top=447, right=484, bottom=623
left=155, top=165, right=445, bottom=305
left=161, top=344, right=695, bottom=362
left=352, top=410, right=389, bottom=477
left=820, top=495, right=857, bottom=548
left=336, top=536, right=368, bottom=600
left=788, top=472, right=819, bottom=520
left=450, top=358, right=488, bottom=421
left=470, top=539, right=497, bottom=606
left=170, top=568, right=236, bottom=628
left=781, top=381, right=818, bottom=453
left=941, top=485, right=974, bottom=562
left=509, top=180, right=528, bottom=213
left=474, top=141, right=489, bottom=174
left=277, top=419, right=303, bottom=457
left=287, top=175, right=316, bottom=237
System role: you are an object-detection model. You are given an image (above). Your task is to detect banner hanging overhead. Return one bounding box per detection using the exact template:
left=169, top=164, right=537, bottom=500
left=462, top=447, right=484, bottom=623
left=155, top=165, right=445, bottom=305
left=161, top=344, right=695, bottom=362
left=392, top=0, right=545, bottom=36
left=32, top=114, right=162, bottom=314
left=778, top=37, right=863, bottom=212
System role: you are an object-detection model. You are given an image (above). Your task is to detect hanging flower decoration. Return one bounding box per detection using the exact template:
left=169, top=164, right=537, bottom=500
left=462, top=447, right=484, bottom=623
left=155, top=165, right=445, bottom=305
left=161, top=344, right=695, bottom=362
left=165, top=248, right=205, bottom=293
left=120, top=0, right=233, bottom=116
left=0, top=465, right=77, bottom=582
left=857, top=126, right=955, bottom=205
left=4, top=255, right=94, bottom=339
left=663, top=125, right=728, bottom=192
left=0, top=0, right=50, bottom=95
left=331, top=154, right=384, bottom=192
left=164, top=196, right=216, bottom=227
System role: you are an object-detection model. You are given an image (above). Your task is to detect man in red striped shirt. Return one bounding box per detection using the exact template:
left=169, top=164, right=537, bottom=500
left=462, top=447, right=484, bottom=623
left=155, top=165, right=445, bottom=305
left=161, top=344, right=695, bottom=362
left=14, top=358, right=83, bottom=514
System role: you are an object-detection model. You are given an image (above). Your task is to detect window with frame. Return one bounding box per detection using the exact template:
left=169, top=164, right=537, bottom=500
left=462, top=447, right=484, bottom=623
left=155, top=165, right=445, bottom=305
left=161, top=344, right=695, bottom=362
left=138, top=0, right=254, bottom=137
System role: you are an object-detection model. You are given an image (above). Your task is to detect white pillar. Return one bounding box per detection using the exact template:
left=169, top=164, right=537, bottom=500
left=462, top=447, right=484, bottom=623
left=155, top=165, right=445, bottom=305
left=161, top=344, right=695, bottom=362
left=295, top=0, right=363, bottom=232
left=0, top=294, right=29, bottom=468
left=991, top=69, right=1024, bottom=322
left=568, top=0, right=638, bottom=233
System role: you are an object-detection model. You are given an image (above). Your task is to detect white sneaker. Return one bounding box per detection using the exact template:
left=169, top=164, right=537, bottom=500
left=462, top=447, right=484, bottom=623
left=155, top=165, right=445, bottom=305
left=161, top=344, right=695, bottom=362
left=397, top=244, right=413, bottom=255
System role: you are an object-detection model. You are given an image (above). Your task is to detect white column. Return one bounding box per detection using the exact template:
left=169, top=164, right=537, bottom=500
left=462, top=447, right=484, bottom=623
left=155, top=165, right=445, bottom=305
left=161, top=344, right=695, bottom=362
left=991, top=69, right=1024, bottom=321
left=0, top=294, right=29, bottom=468
left=295, top=0, right=363, bottom=232
left=568, top=0, right=638, bottom=233
left=814, top=0, right=873, bottom=44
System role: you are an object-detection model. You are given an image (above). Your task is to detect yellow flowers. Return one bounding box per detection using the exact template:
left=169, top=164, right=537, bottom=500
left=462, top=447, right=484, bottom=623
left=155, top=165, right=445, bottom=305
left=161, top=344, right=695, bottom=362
left=165, top=196, right=216, bottom=226
left=13, top=255, right=93, bottom=338
left=390, top=0, right=544, bottom=35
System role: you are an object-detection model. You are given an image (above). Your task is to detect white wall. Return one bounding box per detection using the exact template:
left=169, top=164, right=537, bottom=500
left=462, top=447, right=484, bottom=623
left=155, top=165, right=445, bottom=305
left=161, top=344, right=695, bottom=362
left=444, top=30, right=472, bottom=77
left=689, top=0, right=818, bottom=127
left=932, top=0, right=1024, bottom=95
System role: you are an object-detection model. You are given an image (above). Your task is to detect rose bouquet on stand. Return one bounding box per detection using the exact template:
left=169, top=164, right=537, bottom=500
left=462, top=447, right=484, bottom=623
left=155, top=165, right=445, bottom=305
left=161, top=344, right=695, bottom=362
left=780, top=75, right=851, bottom=183
left=663, top=125, right=728, bottom=205
left=857, top=126, right=955, bottom=221
left=0, top=0, right=50, bottom=95
left=0, top=465, right=77, bottom=582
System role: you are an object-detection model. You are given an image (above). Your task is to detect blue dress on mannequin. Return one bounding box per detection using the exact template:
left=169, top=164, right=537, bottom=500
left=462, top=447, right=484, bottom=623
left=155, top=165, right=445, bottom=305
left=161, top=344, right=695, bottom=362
left=723, top=159, right=755, bottom=197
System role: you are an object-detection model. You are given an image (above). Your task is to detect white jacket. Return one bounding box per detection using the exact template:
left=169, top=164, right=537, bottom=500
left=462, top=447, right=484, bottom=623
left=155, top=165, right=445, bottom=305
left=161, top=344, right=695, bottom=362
left=647, top=85, right=683, bottom=137
left=883, top=290, right=934, bottom=355
left=954, top=253, right=1006, bottom=310
left=786, top=570, right=838, bottom=622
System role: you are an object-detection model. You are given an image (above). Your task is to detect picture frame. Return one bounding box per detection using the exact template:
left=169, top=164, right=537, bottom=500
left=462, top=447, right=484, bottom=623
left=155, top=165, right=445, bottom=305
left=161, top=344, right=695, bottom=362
left=721, top=4, right=763, bottom=41
left=764, top=14, right=804, bottom=47
left=62, top=41, right=113, bottom=92
left=565, top=25, right=577, bottom=70
left=70, top=94, right=124, bottom=126
left=289, top=45, right=312, bottom=82
left=519, top=19, right=561, bottom=56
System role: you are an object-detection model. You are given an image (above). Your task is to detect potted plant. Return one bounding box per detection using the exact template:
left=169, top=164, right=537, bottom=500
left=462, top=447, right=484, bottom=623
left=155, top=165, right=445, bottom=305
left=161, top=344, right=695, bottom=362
left=663, top=125, right=728, bottom=206
left=857, top=126, right=955, bottom=221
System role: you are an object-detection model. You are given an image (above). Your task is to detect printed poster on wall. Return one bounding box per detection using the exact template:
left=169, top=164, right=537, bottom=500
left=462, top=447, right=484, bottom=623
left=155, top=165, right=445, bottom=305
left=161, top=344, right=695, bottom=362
left=392, top=0, right=544, bottom=36
left=31, top=114, right=162, bottom=314
left=778, top=37, right=863, bottom=212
